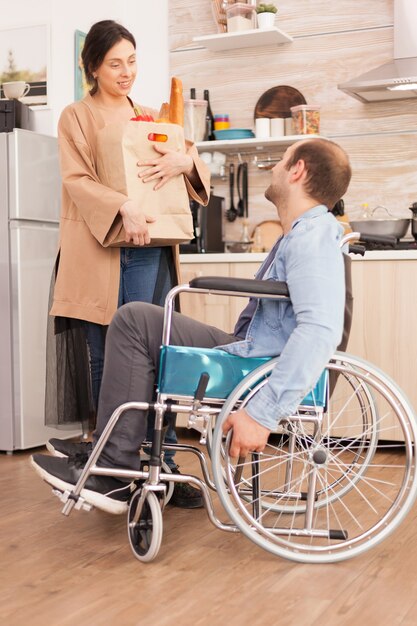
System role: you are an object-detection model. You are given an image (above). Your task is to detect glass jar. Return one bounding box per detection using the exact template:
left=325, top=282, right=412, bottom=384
left=225, top=3, right=256, bottom=32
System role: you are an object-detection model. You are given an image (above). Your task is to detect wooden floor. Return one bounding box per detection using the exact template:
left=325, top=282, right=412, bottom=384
left=2, top=430, right=417, bottom=626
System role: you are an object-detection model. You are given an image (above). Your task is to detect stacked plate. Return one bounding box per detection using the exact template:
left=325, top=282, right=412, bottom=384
left=213, top=129, right=255, bottom=140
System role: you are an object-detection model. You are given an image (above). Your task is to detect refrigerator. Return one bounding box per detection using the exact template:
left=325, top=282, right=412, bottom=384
left=0, top=129, right=80, bottom=451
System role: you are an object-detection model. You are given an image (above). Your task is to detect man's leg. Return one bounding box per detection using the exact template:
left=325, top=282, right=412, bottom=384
left=93, top=301, right=236, bottom=471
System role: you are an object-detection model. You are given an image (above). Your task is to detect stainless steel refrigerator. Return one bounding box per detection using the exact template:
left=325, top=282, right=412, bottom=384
left=0, top=129, right=80, bottom=451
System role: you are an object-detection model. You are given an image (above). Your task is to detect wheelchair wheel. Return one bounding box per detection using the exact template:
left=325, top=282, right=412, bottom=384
left=208, top=356, right=379, bottom=513
left=211, top=353, right=417, bottom=563
left=127, top=490, right=163, bottom=562
left=140, top=456, right=174, bottom=505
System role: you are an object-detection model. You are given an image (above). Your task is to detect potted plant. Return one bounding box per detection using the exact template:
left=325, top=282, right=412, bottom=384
left=256, top=3, right=278, bottom=29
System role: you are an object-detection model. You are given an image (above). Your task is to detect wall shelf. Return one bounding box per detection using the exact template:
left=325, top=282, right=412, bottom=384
left=196, top=134, right=323, bottom=154
left=192, top=27, right=293, bottom=52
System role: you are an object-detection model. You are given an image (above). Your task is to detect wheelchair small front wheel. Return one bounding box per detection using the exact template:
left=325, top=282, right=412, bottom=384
left=127, top=490, right=163, bottom=562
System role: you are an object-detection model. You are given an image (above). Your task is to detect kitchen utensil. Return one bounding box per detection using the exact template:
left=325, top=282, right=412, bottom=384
left=213, top=128, right=255, bottom=140
left=236, top=161, right=249, bottom=218
left=409, top=202, right=417, bottom=241
left=236, top=163, right=244, bottom=218
left=254, top=85, right=306, bottom=120
left=224, top=240, right=254, bottom=253
left=242, top=161, right=248, bottom=217
left=226, top=163, right=238, bottom=222
left=350, top=206, right=410, bottom=240
left=253, top=156, right=281, bottom=170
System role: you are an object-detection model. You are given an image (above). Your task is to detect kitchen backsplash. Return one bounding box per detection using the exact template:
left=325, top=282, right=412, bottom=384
left=170, top=0, right=417, bottom=238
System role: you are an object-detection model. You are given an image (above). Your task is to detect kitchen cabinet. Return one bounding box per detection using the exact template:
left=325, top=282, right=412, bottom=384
left=178, top=252, right=417, bottom=439
left=193, top=27, right=293, bottom=52
left=180, top=259, right=261, bottom=332
left=348, top=256, right=417, bottom=439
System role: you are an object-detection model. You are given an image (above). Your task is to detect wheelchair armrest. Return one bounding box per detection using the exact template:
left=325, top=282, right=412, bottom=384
left=189, top=276, right=289, bottom=297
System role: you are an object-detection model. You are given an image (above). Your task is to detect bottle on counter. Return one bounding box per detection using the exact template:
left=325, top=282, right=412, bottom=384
left=190, top=87, right=196, bottom=99
left=203, top=89, right=215, bottom=141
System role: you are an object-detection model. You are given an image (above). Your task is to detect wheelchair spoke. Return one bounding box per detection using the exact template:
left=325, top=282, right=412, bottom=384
left=211, top=355, right=417, bottom=563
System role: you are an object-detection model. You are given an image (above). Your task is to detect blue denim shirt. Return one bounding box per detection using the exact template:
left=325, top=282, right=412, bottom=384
left=218, top=205, right=345, bottom=431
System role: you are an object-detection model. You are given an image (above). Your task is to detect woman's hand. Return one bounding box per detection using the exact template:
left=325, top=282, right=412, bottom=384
left=119, top=200, right=156, bottom=246
left=138, top=144, right=194, bottom=190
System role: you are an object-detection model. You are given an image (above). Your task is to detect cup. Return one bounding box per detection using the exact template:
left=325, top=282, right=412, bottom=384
left=255, top=118, right=270, bottom=139
left=270, top=118, right=285, bottom=137
left=284, top=117, right=294, bottom=136
left=2, top=81, right=31, bottom=100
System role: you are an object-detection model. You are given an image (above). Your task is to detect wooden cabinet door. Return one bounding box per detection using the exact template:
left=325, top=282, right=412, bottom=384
left=179, top=262, right=232, bottom=331
left=347, top=260, right=417, bottom=440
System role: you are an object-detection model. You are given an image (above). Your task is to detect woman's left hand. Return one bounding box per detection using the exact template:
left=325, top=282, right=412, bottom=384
left=137, top=144, right=194, bottom=190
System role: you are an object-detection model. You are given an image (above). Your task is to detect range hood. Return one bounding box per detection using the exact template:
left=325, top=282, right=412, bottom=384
left=338, top=0, right=417, bottom=102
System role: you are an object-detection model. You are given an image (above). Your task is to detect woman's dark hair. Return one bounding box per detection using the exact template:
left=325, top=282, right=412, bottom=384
left=285, top=138, right=352, bottom=209
left=81, top=20, right=136, bottom=95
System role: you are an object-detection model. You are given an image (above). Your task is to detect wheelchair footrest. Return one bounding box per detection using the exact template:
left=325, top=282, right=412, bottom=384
left=52, top=488, right=93, bottom=512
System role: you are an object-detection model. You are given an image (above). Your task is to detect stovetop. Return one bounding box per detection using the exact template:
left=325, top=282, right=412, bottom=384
left=363, top=239, right=417, bottom=251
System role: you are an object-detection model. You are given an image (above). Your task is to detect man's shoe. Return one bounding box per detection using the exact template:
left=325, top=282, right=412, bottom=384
left=31, top=453, right=134, bottom=515
left=46, top=438, right=93, bottom=458
left=169, top=466, right=203, bottom=509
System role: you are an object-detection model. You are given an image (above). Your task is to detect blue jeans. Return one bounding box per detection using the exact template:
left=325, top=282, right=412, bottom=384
left=84, top=246, right=178, bottom=468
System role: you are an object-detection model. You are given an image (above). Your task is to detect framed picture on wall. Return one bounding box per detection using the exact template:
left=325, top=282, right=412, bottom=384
left=74, top=30, right=88, bottom=101
left=0, top=23, right=49, bottom=104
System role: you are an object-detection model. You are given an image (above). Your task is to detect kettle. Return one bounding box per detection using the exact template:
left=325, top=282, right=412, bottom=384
left=409, top=202, right=417, bottom=241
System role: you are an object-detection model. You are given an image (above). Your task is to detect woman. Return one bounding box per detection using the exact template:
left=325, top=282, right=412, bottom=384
left=45, top=20, right=210, bottom=508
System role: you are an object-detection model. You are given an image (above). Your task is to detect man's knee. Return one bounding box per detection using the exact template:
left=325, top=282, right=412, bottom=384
left=110, top=302, right=164, bottom=340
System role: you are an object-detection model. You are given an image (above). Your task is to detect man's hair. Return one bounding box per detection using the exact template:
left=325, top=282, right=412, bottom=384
left=81, top=20, right=136, bottom=96
left=285, top=139, right=352, bottom=209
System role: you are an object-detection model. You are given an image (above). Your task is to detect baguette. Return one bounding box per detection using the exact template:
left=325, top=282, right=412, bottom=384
left=168, top=77, right=184, bottom=126
left=156, top=102, right=170, bottom=123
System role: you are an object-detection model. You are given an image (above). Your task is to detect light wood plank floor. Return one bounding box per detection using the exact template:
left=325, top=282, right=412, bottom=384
left=1, top=430, right=417, bottom=626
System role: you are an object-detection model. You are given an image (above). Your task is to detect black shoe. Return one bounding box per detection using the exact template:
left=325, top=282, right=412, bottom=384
left=46, top=438, right=93, bottom=459
left=168, top=466, right=203, bottom=509
left=31, top=453, right=135, bottom=515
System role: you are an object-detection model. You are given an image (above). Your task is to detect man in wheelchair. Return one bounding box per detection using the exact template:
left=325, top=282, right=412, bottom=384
left=32, top=138, right=352, bottom=515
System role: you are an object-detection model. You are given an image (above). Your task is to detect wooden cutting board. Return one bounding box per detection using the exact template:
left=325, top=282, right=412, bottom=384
left=252, top=220, right=284, bottom=251
left=254, top=85, right=306, bottom=119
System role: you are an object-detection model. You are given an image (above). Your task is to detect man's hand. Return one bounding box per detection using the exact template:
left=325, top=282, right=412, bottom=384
left=137, top=144, right=194, bottom=190
left=222, top=408, right=270, bottom=458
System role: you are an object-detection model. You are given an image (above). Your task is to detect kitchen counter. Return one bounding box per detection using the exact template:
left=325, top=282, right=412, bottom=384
left=180, top=250, right=417, bottom=263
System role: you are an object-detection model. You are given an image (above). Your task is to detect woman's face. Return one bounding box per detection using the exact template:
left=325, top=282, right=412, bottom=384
left=95, top=38, right=137, bottom=97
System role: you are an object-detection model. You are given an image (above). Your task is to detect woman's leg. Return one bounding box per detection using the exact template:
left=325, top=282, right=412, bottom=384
left=119, top=247, right=179, bottom=468
left=84, top=321, right=107, bottom=412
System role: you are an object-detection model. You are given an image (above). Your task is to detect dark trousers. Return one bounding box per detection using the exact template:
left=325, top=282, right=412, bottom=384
left=93, top=302, right=236, bottom=471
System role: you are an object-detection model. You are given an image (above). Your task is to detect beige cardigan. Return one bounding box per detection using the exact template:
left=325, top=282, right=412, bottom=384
left=50, top=94, right=210, bottom=325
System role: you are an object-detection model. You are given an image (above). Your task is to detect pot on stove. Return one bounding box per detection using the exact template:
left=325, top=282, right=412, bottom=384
left=409, top=202, right=417, bottom=241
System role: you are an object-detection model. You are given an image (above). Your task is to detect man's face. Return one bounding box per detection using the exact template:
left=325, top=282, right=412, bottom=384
left=264, top=144, right=295, bottom=208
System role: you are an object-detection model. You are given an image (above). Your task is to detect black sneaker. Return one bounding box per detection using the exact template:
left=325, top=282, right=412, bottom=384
left=46, top=438, right=93, bottom=459
left=168, top=466, right=203, bottom=509
left=31, top=453, right=135, bottom=515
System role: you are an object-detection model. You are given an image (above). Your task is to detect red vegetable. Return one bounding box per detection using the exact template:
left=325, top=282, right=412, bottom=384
left=130, top=114, right=155, bottom=122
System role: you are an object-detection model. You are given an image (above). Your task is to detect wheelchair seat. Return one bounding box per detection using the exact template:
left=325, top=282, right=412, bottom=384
left=158, top=345, right=328, bottom=408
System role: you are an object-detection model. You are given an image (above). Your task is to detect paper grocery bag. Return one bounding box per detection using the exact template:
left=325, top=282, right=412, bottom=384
left=96, top=121, right=193, bottom=246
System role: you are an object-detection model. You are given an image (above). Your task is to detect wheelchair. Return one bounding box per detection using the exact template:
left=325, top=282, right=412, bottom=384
left=56, top=234, right=417, bottom=564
